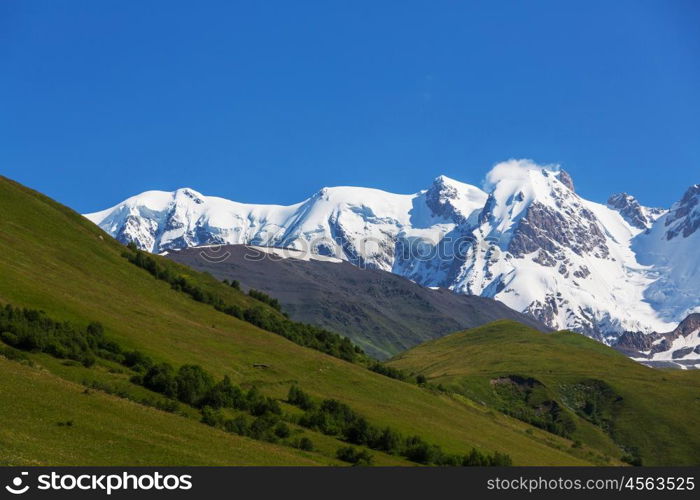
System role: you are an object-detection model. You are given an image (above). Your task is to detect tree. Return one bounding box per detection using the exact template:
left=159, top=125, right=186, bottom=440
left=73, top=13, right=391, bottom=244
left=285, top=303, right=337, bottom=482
left=176, top=364, right=215, bottom=406
left=374, top=427, right=402, bottom=454
left=297, top=437, right=314, bottom=451
left=336, top=446, right=373, bottom=466
left=287, top=385, right=314, bottom=410
left=274, top=422, right=291, bottom=438
left=123, top=350, right=153, bottom=372
left=201, top=375, right=245, bottom=409
left=142, top=363, right=178, bottom=398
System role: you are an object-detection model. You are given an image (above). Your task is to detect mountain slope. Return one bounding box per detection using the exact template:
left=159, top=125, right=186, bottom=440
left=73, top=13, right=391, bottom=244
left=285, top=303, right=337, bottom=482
left=388, top=321, right=700, bottom=465
left=165, top=244, right=551, bottom=359
left=0, top=176, right=598, bottom=466
left=632, top=185, right=700, bottom=322
left=614, top=313, right=700, bottom=369
left=85, top=161, right=698, bottom=343
left=0, top=357, right=332, bottom=466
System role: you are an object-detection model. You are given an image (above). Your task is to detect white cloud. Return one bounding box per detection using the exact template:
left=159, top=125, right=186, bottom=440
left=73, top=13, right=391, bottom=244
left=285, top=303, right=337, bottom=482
left=483, top=158, right=560, bottom=191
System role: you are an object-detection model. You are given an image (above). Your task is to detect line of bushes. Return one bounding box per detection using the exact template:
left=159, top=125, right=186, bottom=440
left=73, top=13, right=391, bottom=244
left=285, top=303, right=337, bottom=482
left=122, top=246, right=363, bottom=362
left=288, top=385, right=512, bottom=466
left=0, top=304, right=119, bottom=367
left=125, top=356, right=315, bottom=445
left=247, top=289, right=282, bottom=312
left=368, top=362, right=409, bottom=381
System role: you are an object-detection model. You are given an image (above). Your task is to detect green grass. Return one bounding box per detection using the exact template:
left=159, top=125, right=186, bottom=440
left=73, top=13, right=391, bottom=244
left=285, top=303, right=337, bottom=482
left=0, top=357, right=336, bottom=466
left=0, top=176, right=612, bottom=465
left=388, top=321, right=700, bottom=465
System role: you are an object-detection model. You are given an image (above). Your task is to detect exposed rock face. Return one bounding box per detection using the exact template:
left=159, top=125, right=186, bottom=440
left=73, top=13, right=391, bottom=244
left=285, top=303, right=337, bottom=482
left=665, top=184, right=700, bottom=239
left=557, top=170, right=575, bottom=191
left=508, top=202, right=609, bottom=258
left=425, top=176, right=465, bottom=223
left=424, top=175, right=489, bottom=225
left=614, top=313, right=700, bottom=365
left=607, top=193, right=664, bottom=230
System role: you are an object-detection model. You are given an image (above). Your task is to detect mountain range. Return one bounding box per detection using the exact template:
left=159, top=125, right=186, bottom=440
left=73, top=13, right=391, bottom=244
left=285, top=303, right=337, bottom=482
left=85, top=160, right=700, bottom=356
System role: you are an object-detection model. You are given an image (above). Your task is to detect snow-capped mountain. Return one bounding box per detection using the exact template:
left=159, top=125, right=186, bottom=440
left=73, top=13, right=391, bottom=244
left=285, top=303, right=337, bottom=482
left=606, top=193, right=665, bottom=230
left=85, top=160, right=698, bottom=343
left=632, top=185, right=700, bottom=322
left=614, top=313, right=700, bottom=369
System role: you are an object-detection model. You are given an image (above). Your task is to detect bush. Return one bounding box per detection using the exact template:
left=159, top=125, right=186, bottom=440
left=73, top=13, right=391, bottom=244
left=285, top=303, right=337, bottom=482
left=0, top=343, right=30, bottom=363
left=0, top=305, right=119, bottom=366
left=288, top=385, right=315, bottom=410
left=223, top=416, right=249, bottom=436
left=201, top=406, right=225, bottom=428
left=369, top=363, right=408, bottom=381
left=142, top=363, right=178, bottom=398
left=336, top=446, right=373, bottom=466
left=200, top=376, right=246, bottom=410
left=123, top=350, right=153, bottom=372
left=249, top=414, right=280, bottom=441
left=293, top=437, right=314, bottom=451
left=274, top=422, right=291, bottom=439
left=248, top=289, right=282, bottom=311
left=246, top=386, right=282, bottom=416
left=175, top=364, right=215, bottom=406
left=374, top=427, right=402, bottom=454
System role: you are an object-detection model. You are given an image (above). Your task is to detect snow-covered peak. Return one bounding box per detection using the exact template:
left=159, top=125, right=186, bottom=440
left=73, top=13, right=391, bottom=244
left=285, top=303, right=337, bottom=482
left=664, top=184, right=700, bottom=240
left=478, top=160, right=590, bottom=251
left=606, top=192, right=666, bottom=230
left=173, top=187, right=206, bottom=204
left=424, top=175, right=487, bottom=223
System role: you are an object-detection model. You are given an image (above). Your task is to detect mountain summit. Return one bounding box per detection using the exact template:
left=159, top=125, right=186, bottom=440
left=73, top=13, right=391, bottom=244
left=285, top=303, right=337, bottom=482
left=84, top=161, right=698, bottom=345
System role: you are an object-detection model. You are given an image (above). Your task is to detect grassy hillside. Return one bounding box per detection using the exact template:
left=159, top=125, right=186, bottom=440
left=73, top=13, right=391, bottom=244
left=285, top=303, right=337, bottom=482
left=0, top=176, right=606, bottom=465
left=0, top=357, right=337, bottom=466
left=388, top=321, right=700, bottom=466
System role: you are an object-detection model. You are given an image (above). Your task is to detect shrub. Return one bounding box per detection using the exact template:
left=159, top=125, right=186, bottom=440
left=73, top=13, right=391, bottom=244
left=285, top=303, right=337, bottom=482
left=248, top=289, right=282, bottom=311
left=288, top=385, right=315, bottom=410
left=175, top=364, right=215, bottom=406
left=123, top=350, right=153, bottom=372
left=294, top=437, right=314, bottom=451
left=200, top=376, right=246, bottom=410
left=0, top=305, right=117, bottom=366
left=224, top=416, right=249, bottom=436
left=201, top=406, right=225, bottom=428
left=142, top=363, right=178, bottom=398
left=369, top=363, right=408, bottom=381
left=336, top=446, right=373, bottom=466
left=274, top=422, right=291, bottom=439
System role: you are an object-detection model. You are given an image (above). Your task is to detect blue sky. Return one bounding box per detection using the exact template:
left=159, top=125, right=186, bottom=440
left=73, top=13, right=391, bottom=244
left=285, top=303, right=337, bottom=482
left=1, top=0, right=698, bottom=212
